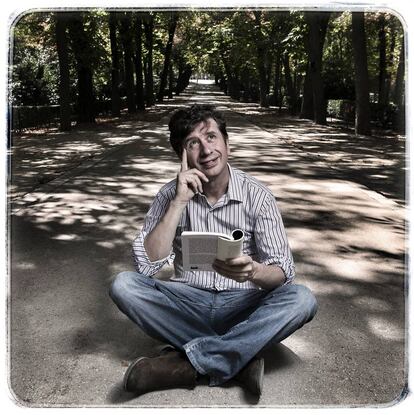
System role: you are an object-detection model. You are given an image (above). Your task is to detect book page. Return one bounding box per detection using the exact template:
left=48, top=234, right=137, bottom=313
left=216, top=230, right=244, bottom=261
left=181, top=230, right=244, bottom=271
left=182, top=234, right=221, bottom=271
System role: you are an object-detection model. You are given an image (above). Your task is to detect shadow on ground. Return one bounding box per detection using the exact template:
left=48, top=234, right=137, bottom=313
left=9, top=82, right=406, bottom=406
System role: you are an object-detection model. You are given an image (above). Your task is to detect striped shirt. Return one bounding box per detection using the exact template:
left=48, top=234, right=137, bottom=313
left=133, top=165, right=295, bottom=291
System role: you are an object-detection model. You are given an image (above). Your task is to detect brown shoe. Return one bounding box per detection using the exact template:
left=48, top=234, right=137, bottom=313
left=156, top=344, right=177, bottom=355
left=234, top=357, right=264, bottom=397
left=123, top=351, right=197, bottom=394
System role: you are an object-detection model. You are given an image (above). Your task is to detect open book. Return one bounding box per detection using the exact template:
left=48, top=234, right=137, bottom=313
left=181, top=229, right=244, bottom=271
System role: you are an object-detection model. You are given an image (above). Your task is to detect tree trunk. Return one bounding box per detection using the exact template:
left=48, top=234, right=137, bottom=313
left=67, top=12, right=95, bottom=124
left=120, top=13, right=136, bottom=113
left=273, top=49, right=281, bottom=106
left=300, top=63, right=314, bottom=119
left=393, top=40, right=405, bottom=132
left=143, top=13, right=155, bottom=107
left=55, top=13, right=71, bottom=131
left=222, top=59, right=239, bottom=100
left=176, top=65, right=192, bottom=94
left=253, top=11, right=269, bottom=108
left=386, top=20, right=397, bottom=105
left=168, top=63, right=174, bottom=98
left=109, top=12, right=121, bottom=117
left=351, top=12, right=371, bottom=135
left=305, top=11, right=330, bottom=125
left=283, top=53, right=296, bottom=114
left=157, top=12, right=178, bottom=102
left=265, top=56, right=272, bottom=95
left=378, top=14, right=387, bottom=106
left=134, top=15, right=145, bottom=111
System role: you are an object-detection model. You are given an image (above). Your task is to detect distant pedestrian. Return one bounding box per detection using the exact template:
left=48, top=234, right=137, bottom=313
left=110, top=104, right=317, bottom=399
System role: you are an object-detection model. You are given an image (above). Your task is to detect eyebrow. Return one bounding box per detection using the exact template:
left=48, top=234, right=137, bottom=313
left=183, top=136, right=198, bottom=145
left=185, top=129, right=216, bottom=142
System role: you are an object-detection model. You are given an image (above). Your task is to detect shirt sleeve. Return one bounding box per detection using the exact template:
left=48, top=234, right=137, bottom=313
left=254, top=194, right=295, bottom=284
left=132, top=190, right=175, bottom=277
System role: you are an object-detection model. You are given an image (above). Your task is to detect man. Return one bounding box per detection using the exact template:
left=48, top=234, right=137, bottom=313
left=110, top=104, right=317, bottom=398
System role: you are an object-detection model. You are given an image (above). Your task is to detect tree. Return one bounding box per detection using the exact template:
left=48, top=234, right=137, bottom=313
left=119, top=13, right=136, bottom=113
left=300, top=68, right=313, bottom=119
left=168, top=63, right=174, bottom=98
left=377, top=14, right=387, bottom=106
left=109, top=12, right=121, bottom=117
left=273, top=48, right=282, bottom=107
left=55, top=13, right=71, bottom=130
left=143, top=13, right=155, bottom=107
left=393, top=40, right=405, bottom=132
left=304, top=11, right=330, bottom=125
left=11, top=10, right=406, bottom=133
left=67, top=12, right=96, bottom=123
left=253, top=11, right=269, bottom=107
left=134, top=15, right=145, bottom=111
left=322, top=12, right=355, bottom=101
left=351, top=12, right=371, bottom=135
left=157, top=12, right=178, bottom=102
left=282, top=52, right=296, bottom=114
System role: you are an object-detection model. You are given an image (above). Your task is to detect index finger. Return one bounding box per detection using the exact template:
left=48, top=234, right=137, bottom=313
left=180, top=148, right=189, bottom=172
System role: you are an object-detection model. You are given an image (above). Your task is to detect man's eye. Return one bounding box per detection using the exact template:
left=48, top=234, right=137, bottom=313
left=207, top=134, right=216, bottom=141
left=188, top=140, right=199, bottom=149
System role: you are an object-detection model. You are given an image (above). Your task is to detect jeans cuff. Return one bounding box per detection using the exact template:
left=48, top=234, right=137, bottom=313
left=184, top=338, right=223, bottom=386
left=184, top=338, right=208, bottom=376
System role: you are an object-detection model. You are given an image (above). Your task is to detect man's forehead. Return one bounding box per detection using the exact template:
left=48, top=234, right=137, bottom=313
left=186, top=118, right=219, bottom=138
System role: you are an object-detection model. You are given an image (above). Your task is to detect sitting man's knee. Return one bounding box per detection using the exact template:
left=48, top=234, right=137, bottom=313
left=109, top=271, right=136, bottom=301
left=295, top=285, right=318, bottom=321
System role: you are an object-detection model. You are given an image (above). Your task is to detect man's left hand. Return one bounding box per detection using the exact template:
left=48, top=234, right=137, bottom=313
left=212, top=256, right=258, bottom=283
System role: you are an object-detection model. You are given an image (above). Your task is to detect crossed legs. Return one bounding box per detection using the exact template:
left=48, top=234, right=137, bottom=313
left=110, top=271, right=317, bottom=387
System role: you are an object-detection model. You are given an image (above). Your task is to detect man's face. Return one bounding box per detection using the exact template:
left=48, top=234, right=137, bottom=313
left=182, top=118, right=230, bottom=179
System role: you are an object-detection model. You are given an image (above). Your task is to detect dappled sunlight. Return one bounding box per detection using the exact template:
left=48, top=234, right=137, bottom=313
left=9, top=113, right=173, bottom=200
left=101, top=135, right=141, bottom=145
left=352, top=295, right=392, bottom=313
left=51, top=233, right=81, bottom=241
left=367, top=316, right=405, bottom=341
left=284, top=336, right=323, bottom=360
left=96, top=240, right=126, bottom=249
left=13, top=261, right=37, bottom=270
left=125, top=157, right=177, bottom=174
left=306, top=280, right=358, bottom=297
left=267, top=173, right=405, bottom=289
left=10, top=82, right=406, bottom=405
left=236, top=108, right=405, bottom=205
left=320, top=256, right=388, bottom=283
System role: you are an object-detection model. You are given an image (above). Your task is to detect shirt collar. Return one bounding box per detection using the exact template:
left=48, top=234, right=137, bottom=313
left=227, top=164, right=244, bottom=202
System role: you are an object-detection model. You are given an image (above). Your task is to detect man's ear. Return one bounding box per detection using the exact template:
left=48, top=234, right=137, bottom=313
left=226, top=140, right=231, bottom=155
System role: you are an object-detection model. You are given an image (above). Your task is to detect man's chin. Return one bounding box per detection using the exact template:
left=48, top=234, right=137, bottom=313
left=200, top=162, right=228, bottom=179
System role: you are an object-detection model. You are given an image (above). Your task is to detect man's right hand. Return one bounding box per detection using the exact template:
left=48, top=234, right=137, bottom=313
left=174, top=149, right=209, bottom=205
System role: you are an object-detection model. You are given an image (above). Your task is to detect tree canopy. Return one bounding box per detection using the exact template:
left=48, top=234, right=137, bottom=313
left=10, top=9, right=405, bottom=134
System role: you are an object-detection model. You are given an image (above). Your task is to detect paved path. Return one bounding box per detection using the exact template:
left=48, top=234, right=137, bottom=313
left=9, top=82, right=407, bottom=407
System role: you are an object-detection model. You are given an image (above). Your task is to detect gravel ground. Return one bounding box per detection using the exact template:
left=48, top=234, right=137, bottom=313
left=8, top=82, right=408, bottom=408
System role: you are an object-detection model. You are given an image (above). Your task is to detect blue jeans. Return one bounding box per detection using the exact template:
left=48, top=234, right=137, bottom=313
left=110, top=271, right=317, bottom=386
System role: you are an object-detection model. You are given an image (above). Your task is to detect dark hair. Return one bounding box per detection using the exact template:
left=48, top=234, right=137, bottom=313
left=168, top=104, right=228, bottom=156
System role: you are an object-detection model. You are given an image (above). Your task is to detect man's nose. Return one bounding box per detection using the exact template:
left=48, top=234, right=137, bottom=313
left=199, top=139, right=213, bottom=155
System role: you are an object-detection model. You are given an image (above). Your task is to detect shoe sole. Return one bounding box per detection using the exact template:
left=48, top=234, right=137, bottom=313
left=123, top=356, right=147, bottom=391
left=256, top=358, right=264, bottom=397
left=156, top=344, right=177, bottom=355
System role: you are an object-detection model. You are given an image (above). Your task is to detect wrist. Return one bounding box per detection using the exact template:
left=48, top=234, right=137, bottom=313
left=170, top=198, right=188, bottom=210
left=249, top=261, right=261, bottom=281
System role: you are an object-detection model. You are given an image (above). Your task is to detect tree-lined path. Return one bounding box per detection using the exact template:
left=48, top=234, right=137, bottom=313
left=9, top=82, right=406, bottom=406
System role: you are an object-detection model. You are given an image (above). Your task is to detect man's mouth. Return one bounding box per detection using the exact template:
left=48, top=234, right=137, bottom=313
left=200, top=157, right=219, bottom=169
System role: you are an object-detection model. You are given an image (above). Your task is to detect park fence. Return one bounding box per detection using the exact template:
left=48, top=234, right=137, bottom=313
left=11, top=99, right=115, bottom=132
left=11, top=105, right=62, bottom=131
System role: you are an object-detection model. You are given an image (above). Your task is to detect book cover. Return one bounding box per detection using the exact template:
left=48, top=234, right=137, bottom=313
left=181, top=229, right=244, bottom=271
